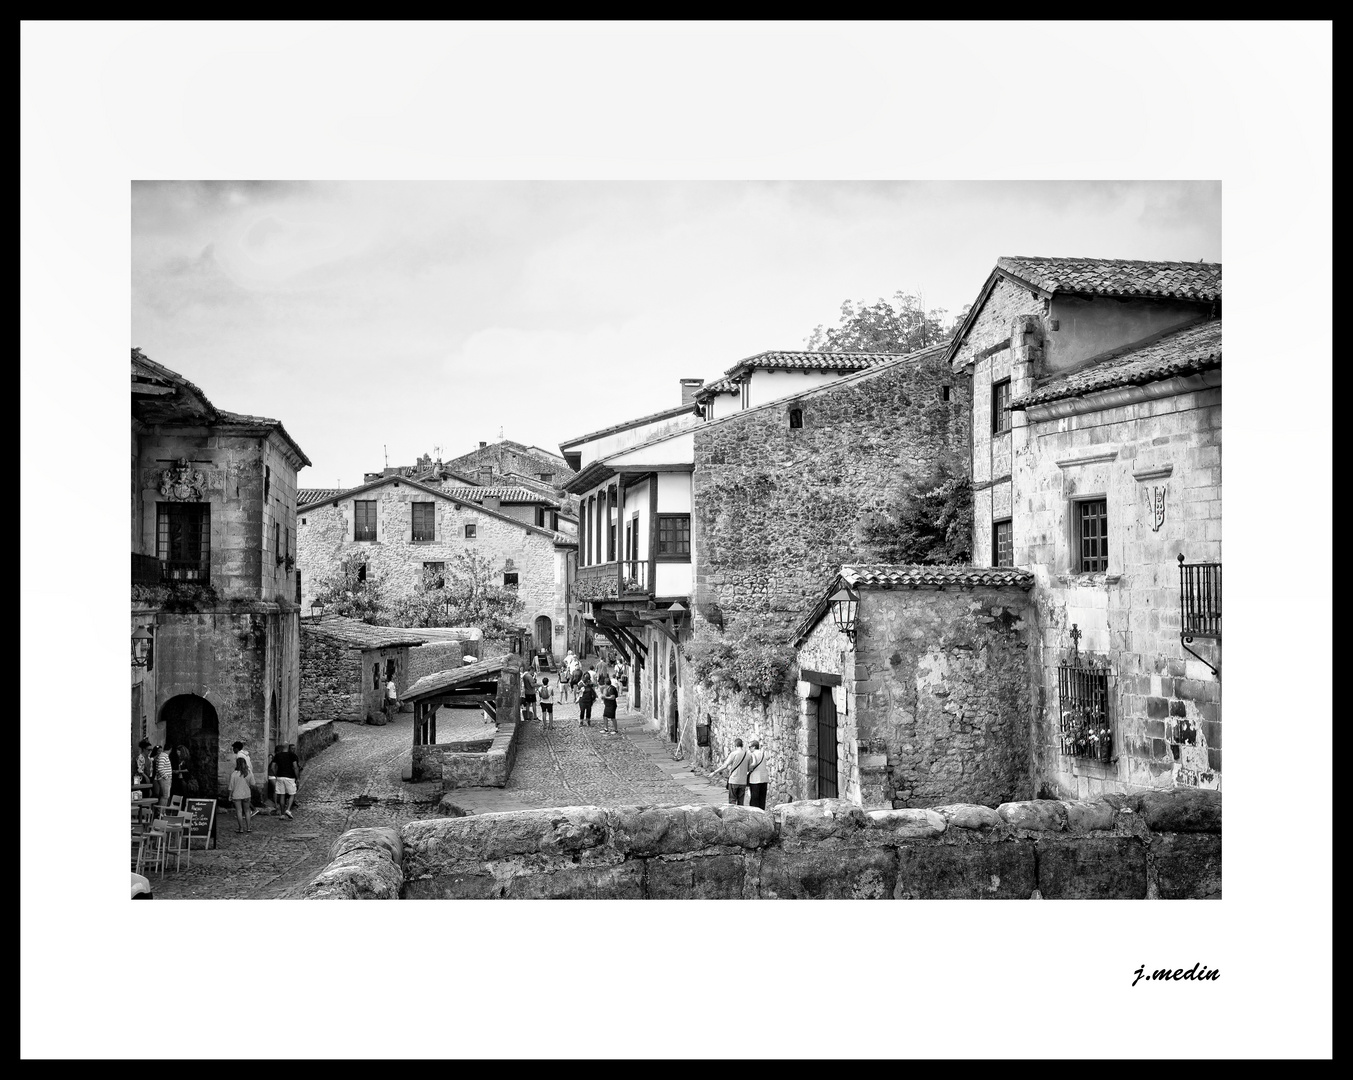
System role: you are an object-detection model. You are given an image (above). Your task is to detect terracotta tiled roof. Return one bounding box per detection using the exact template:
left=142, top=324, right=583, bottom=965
left=297, top=488, right=344, bottom=506
left=301, top=615, right=430, bottom=650
left=441, top=486, right=560, bottom=507
left=695, top=375, right=740, bottom=398
left=1012, top=319, right=1221, bottom=409
left=997, top=256, right=1221, bottom=301
left=841, top=565, right=1036, bottom=590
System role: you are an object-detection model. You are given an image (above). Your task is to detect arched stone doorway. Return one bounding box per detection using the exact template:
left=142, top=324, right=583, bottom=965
left=162, top=694, right=219, bottom=799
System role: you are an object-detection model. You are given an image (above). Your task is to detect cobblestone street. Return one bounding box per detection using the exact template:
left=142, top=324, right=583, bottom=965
left=146, top=700, right=724, bottom=899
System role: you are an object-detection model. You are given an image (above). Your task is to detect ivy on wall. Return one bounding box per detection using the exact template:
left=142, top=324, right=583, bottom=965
left=683, top=619, right=798, bottom=703
left=859, top=463, right=973, bottom=565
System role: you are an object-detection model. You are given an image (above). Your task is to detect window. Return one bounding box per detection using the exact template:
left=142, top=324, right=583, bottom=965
left=789, top=408, right=803, bottom=429
left=264, top=465, right=271, bottom=500
left=156, top=502, right=211, bottom=581
left=534, top=506, right=545, bottom=528
left=373, top=663, right=380, bottom=690
left=1058, top=660, right=1113, bottom=762
left=1179, top=558, right=1222, bottom=639
left=301, top=517, right=306, bottom=525
left=503, top=572, right=519, bottom=589
left=273, top=520, right=281, bottom=564
left=1077, top=499, right=1108, bottom=572
left=740, top=379, right=750, bottom=410
left=411, top=501, right=435, bottom=541
left=356, top=562, right=368, bottom=583
left=295, top=569, right=302, bottom=605
left=656, top=514, right=691, bottom=560
left=354, top=500, right=377, bottom=541
left=538, top=472, right=552, bottom=482
left=992, top=379, right=1012, bottom=434
left=940, top=385, right=951, bottom=402
left=464, top=523, right=477, bottom=538
left=423, top=562, right=445, bottom=590
left=993, top=519, right=1013, bottom=568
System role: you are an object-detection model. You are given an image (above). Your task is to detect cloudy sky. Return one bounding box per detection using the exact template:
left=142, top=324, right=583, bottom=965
left=131, top=180, right=1221, bottom=489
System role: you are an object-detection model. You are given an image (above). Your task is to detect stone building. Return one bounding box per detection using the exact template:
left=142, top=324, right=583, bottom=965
left=131, top=348, right=311, bottom=798
left=949, top=256, right=1222, bottom=798
left=442, top=438, right=576, bottom=492
left=298, top=614, right=469, bottom=725
left=560, top=384, right=706, bottom=732
left=686, top=343, right=969, bottom=795
left=297, top=475, right=576, bottom=662
left=791, top=565, right=1037, bottom=809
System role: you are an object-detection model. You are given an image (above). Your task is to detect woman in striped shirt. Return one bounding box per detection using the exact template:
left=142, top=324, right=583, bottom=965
left=152, top=745, right=174, bottom=806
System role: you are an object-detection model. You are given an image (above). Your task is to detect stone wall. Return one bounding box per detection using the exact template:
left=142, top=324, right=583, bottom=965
left=296, top=718, right=337, bottom=763
left=691, top=351, right=968, bottom=637
left=298, top=630, right=363, bottom=723
left=306, top=788, right=1220, bottom=899
left=410, top=658, right=524, bottom=785
left=407, top=641, right=463, bottom=684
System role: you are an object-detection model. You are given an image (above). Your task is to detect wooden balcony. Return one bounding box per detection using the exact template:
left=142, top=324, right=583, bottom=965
left=573, top=560, right=651, bottom=603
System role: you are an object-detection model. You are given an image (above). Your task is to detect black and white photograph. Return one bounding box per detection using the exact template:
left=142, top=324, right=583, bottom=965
left=22, top=20, right=1331, bottom=1061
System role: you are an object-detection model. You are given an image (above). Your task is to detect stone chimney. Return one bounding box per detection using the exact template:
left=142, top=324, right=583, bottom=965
left=680, top=378, right=704, bottom=407
left=479, top=441, right=487, bottom=448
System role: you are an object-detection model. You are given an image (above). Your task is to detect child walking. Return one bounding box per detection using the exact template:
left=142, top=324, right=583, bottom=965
left=229, top=756, right=253, bottom=834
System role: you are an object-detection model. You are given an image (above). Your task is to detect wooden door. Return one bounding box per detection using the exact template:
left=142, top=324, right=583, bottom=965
left=816, top=690, right=838, bottom=798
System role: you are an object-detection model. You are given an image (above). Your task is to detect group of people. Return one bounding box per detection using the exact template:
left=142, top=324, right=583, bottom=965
left=133, top=739, right=192, bottom=804
left=227, top=738, right=302, bottom=834
left=710, top=737, right=770, bottom=809
left=519, top=650, right=626, bottom=736
left=134, top=735, right=302, bottom=837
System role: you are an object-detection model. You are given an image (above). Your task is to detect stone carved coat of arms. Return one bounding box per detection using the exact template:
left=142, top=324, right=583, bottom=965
left=1149, top=486, right=1167, bottom=532
left=159, top=458, right=208, bottom=501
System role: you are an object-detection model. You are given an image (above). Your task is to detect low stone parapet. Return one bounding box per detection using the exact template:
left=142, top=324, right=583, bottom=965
left=326, top=791, right=1219, bottom=900
left=300, top=827, right=403, bottom=899
left=296, top=719, right=337, bottom=764
left=413, top=718, right=520, bottom=788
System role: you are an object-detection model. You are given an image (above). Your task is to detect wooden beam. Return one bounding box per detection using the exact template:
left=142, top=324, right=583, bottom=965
left=648, top=479, right=658, bottom=594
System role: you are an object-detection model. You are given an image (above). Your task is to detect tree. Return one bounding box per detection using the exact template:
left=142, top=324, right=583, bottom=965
left=860, top=463, right=974, bottom=565
left=805, top=291, right=961, bottom=354
left=400, top=550, right=525, bottom=638
left=308, top=556, right=393, bottom=624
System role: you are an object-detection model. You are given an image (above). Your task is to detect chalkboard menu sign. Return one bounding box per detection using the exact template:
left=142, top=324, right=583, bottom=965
left=183, top=798, right=217, bottom=849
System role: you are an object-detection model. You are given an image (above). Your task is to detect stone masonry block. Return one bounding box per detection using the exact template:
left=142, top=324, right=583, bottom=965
left=1131, top=788, right=1222, bottom=832
left=932, top=804, right=1004, bottom=830
left=759, top=846, right=896, bottom=899
left=1153, top=833, right=1222, bottom=898
left=894, top=841, right=1036, bottom=899
left=1062, top=801, right=1119, bottom=832
left=773, top=798, right=870, bottom=842
left=647, top=854, right=749, bottom=899
left=997, top=800, right=1068, bottom=832
left=1036, top=837, right=1147, bottom=899
left=866, top=808, right=947, bottom=839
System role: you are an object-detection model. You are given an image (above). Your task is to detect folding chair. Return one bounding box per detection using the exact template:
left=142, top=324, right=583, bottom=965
left=168, top=795, right=184, bottom=811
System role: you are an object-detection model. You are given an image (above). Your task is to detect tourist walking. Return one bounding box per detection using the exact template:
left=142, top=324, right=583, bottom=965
left=522, top=668, right=537, bottom=722
left=746, top=739, right=769, bottom=809
left=578, top=672, right=597, bottom=726
left=601, top=677, right=620, bottom=735
left=231, top=740, right=262, bottom=817
left=384, top=675, right=399, bottom=722
left=152, top=744, right=173, bottom=806
left=710, top=738, right=750, bottom=805
left=228, top=757, right=253, bottom=834
left=269, top=742, right=301, bottom=819
left=538, top=676, right=555, bottom=730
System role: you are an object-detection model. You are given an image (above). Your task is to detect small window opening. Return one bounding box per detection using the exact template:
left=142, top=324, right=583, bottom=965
left=465, top=523, right=477, bottom=538
left=789, top=408, right=803, bottom=429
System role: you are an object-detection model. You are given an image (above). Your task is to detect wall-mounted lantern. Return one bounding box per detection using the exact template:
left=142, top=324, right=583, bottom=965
left=131, top=625, right=154, bottom=670
left=310, top=600, right=325, bottom=619
left=829, top=586, right=858, bottom=646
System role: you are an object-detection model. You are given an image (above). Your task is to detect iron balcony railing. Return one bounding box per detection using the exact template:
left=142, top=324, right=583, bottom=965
left=161, top=558, right=210, bottom=582
left=1178, top=555, right=1221, bottom=640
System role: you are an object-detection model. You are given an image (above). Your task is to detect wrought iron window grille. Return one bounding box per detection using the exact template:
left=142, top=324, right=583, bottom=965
left=1178, top=554, right=1221, bottom=675
left=1057, top=624, right=1115, bottom=763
